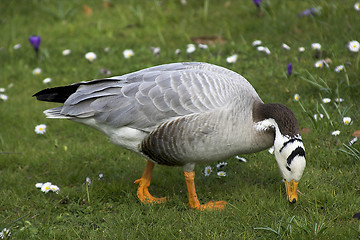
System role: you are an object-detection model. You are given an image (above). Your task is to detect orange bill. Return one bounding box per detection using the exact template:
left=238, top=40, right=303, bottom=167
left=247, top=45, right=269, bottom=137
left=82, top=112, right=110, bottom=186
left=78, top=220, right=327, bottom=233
left=285, top=180, right=298, bottom=203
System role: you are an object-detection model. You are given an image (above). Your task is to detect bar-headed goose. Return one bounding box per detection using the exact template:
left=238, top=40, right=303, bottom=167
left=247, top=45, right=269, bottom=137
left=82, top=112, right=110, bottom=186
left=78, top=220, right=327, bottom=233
left=34, top=62, right=306, bottom=210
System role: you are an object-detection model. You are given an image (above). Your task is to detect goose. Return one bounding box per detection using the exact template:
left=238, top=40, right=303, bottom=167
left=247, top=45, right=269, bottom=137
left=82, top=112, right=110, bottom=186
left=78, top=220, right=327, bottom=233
left=33, top=62, right=306, bottom=210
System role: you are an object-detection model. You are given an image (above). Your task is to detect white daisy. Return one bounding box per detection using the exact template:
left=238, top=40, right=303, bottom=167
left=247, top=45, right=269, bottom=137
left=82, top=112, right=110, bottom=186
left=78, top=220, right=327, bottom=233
left=217, top=171, right=226, bottom=177
left=175, top=49, right=181, bottom=55
left=50, top=184, right=60, bottom=193
left=314, top=60, right=325, bottom=68
left=334, top=98, right=344, bottom=103
left=0, top=94, right=8, bottom=101
left=252, top=40, right=262, bottom=46
left=226, top=54, right=238, bottom=63
left=123, top=49, right=134, bottom=59
left=334, top=65, right=344, bottom=72
left=268, top=146, right=274, bottom=154
left=204, top=166, right=212, bottom=176
left=151, top=47, right=161, bottom=55
left=322, top=98, right=331, bottom=103
left=264, top=47, right=271, bottom=55
left=85, top=52, right=97, bottom=61
left=348, top=40, right=360, bottom=52
left=294, top=94, right=300, bottom=101
left=41, top=182, right=52, bottom=193
left=35, top=183, right=43, bottom=188
left=43, top=77, right=52, bottom=84
left=32, top=67, right=42, bottom=75
left=311, top=43, right=321, bottom=50
left=313, top=114, right=324, bottom=122
left=282, top=43, right=291, bottom=50
left=35, top=124, right=47, bottom=134
left=216, top=162, right=228, bottom=169
left=86, top=177, right=92, bottom=185
left=98, top=173, right=104, bottom=180
left=355, top=3, right=360, bottom=11
left=349, top=137, right=358, bottom=146
left=0, top=228, right=11, bottom=239
left=298, top=47, right=305, bottom=52
left=104, top=47, right=110, bottom=52
left=198, top=44, right=208, bottom=49
left=331, top=130, right=340, bottom=136
left=13, top=43, right=21, bottom=50
left=343, top=117, right=352, bottom=125
left=0, top=88, right=5, bottom=93
left=62, top=49, right=71, bottom=56
left=186, top=44, right=196, bottom=54
left=257, top=46, right=265, bottom=52
left=235, top=156, right=247, bottom=162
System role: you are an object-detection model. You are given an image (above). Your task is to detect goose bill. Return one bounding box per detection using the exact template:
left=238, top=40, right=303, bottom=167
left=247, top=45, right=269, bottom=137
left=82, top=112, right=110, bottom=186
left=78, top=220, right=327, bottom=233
left=285, top=180, right=298, bottom=203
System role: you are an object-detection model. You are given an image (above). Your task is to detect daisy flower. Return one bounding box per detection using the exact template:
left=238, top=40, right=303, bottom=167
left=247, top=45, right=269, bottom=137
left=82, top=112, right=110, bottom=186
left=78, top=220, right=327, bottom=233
left=0, top=228, right=11, bottom=239
left=298, top=47, right=305, bottom=52
left=175, top=49, right=181, bottom=55
left=35, top=124, right=47, bottom=134
left=311, top=43, right=321, bottom=50
left=35, top=183, right=43, bottom=188
left=0, top=94, right=8, bottom=101
left=294, top=94, right=300, bottom=101
left=216, top=162, right=228, bottom=169
left=264, top=47, right=271, bottom=55
left=349, top=137, right=358, bottom=146
left=348, top=40, right=360, bottom=52
left=355, top=2, right=360, bottom=11
left=313, top=114, right=324, bottom=121
left=204, top=166, right=212, bottom=176
left=0, top=88, right=4, bottom=93
left=104, top=47, right=110, bottom=52
left=43, top=78, right=52, bottom=84
left=334, top=65, right=344, bottom=72
left=32, top=67, right=42, bottom=75
left=322, top=98, right=331, bottom=103
left=85, top=52, right=97, bottom=61
left=252, top=40, right=262, bottom=46
left=217, top=171, right=226, bottom=177
left=151, top=47, right=161, bottom=55
left=235, top=156, right=247, bottom=162
left=186, top=44, right=196, bottom=54
left=86, top=177, right=92, bottom=185
left=314, top=60, right=325, bottom=68
left=343, top=117, right=352, bottom=125
left=268, top=146, right=274, bottom=154
left=62, top=49, right=71, bottom=56
left=282, top=43, right=291, bottom=50
left=123, top=49, right=134, bottom=59
left=98, top=173, right=104, bottom=180
left=198, top=44, right=208, bottom=49
left=226, top=54, right=238, bottom=63
left=334, top=98, right=344, bottom=103
left=50, top=184, right=60, bottom=193
left=13, top=43, right=21, bottom=50
left=41, top=182, right=52, bottom=193
left=331, top=130, right=340, bottom=136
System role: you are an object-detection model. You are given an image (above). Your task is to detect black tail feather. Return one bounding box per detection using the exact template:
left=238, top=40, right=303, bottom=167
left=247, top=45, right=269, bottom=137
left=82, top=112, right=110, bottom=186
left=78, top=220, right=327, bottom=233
left=33, top=83, right=81, bottom=103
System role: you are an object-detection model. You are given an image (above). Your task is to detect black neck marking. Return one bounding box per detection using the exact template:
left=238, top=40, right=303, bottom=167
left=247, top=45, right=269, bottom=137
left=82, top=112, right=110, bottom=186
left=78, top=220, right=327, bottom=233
left=286, top=146, right=305, bottom=170
left=280, top=138, right=303, bottom=152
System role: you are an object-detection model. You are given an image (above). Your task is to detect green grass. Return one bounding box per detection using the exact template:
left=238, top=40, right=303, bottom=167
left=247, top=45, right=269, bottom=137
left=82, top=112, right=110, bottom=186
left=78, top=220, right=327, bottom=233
left=1, top=0, right=360, bottom=239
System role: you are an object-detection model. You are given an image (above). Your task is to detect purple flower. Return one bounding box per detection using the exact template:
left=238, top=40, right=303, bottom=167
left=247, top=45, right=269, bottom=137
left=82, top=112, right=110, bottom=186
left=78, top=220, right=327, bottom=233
left=29, top=35, right=41, bottom=52
left=253, top=0, right=262, bottom=8
left=297, top=7, right=319, bottom=17
left=287, top=62, right=293, bottom=76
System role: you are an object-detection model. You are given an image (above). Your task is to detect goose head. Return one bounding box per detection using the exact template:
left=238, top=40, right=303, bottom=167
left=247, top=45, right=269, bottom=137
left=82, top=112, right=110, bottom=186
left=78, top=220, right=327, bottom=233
left=253, top=102, right=306, bottom=203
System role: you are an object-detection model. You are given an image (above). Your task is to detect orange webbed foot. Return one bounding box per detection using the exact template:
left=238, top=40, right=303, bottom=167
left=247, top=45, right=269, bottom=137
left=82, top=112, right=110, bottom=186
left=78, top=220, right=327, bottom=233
left=134, top=177, right=166, bottom=204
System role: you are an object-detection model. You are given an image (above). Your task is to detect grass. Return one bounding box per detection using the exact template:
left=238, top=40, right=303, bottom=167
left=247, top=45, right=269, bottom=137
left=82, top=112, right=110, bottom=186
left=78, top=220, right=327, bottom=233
left=1, top=0, right=360, bottom=239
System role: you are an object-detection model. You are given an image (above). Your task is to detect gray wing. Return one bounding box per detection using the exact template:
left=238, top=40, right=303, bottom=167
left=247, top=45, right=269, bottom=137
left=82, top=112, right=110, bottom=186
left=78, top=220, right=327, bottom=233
left=59, top=62, right=258, bottom=130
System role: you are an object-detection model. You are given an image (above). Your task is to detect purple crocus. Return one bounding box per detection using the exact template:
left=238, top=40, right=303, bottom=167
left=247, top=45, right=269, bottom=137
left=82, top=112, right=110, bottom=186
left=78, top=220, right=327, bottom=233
left=297, top=7, right=319, bottom=17
left=287, top=62, right=293, bottom=76
left=253, top=0, right=262, bottom=8
left=29, top=35, right=41, bottom=52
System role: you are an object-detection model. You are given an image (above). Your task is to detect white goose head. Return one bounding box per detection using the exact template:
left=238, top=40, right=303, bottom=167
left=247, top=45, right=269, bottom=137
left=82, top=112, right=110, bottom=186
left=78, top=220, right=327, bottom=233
left=253, top=102, right=306, bottom=203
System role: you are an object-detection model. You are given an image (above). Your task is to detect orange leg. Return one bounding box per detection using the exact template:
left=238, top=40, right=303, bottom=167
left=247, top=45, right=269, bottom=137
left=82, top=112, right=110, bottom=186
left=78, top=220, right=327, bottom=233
left=184, top=171, right=226, bottom=210
left=134, top=160, right=166, bottom=204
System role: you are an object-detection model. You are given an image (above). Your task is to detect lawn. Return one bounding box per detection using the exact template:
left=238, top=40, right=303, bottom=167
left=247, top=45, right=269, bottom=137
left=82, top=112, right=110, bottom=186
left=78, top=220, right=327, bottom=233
left=1, top=0, right=360, bottom=239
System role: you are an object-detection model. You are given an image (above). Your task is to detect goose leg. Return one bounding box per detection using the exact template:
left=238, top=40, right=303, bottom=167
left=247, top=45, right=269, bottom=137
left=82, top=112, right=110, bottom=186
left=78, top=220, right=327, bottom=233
left=134, top=160, right=166, bottom=204
left=184, top=171, right=226, bottom=210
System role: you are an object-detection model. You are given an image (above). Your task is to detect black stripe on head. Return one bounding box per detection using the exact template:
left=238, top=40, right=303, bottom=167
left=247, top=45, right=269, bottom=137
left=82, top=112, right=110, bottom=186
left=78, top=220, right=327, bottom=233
left=286, top=146, right=305, bottom=169
left=280, top=138, right=303, bottom=152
